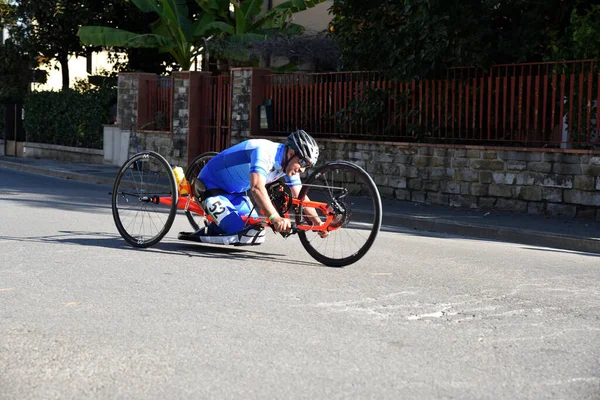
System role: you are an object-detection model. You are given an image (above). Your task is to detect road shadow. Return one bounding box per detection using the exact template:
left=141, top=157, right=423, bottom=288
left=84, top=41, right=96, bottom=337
left=0, top=230, right=326, bottom=268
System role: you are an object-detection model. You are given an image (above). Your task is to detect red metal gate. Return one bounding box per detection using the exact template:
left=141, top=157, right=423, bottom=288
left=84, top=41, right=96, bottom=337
left=189, top=74, right=231, bottom=160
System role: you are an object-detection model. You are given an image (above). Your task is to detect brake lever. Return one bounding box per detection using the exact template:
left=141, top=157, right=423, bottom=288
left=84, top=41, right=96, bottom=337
left=279, top=223, right=298, bottom=238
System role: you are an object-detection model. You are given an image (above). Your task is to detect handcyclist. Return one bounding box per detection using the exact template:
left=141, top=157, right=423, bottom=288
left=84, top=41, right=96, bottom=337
left=185, top=129, right=327, bottom=245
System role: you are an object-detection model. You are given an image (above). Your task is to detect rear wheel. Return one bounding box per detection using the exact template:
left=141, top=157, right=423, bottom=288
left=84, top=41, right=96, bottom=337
left=112, top=151, right=178, bottom=248
left=184, top=152, right=217, bottom=231
left=295, top=161, right=382, bottom=267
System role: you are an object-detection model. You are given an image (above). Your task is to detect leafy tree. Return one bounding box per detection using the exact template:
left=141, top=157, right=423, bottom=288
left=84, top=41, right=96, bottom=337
left=329, top=0, right=600, bottom=80
left=0, top=0, right=38, bottom=102
left=14, top=0, right=106, bottom=90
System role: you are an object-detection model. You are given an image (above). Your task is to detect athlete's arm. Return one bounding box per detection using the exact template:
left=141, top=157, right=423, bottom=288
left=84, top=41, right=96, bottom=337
left=290, top=185, right=329, bottom=238
left=249, top=172, right=291, bottom=232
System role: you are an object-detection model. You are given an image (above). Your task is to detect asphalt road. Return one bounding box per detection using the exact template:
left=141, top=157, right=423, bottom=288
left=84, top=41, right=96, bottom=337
left=1, top=167, right=599, bottom=400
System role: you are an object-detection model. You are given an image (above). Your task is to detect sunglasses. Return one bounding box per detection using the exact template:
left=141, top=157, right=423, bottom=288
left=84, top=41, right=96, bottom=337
left=297, top=155, right=312, bottom=168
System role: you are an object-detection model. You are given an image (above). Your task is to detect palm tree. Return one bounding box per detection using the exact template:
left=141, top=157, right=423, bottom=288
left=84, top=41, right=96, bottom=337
left=78, top=0, right=231, bottom=70
left=198, top=0, right=327, bottom=66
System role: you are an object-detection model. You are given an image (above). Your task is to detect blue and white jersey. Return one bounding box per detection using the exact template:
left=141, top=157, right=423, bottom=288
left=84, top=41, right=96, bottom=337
left=199, top=139, right=301, bottom=193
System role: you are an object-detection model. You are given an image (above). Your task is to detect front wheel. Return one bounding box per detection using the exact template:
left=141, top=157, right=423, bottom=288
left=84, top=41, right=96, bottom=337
left=295, top=161, right=382, bottom=267
left=112, top=151, right=178, bottom=248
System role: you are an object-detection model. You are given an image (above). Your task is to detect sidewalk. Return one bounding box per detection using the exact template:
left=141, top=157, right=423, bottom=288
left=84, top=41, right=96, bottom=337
left=1, top=155, right=599, bottom=255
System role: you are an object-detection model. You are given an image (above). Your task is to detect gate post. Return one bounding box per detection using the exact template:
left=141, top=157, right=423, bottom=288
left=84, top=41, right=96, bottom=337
left=230, top=68, right=271, bottom=146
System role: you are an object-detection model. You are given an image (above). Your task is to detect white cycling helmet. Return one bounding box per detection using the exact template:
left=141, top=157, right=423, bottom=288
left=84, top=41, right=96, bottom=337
left=286, top=129, right=319, bottom=166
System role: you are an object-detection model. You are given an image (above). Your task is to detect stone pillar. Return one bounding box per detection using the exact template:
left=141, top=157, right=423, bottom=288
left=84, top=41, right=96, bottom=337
left=230, top=68, right=271, bottom=145
left=117, top=72, right=155, bottom=133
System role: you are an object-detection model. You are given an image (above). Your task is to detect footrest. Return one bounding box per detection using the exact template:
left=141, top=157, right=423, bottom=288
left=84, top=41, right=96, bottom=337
left=177, top=231, right=202, bottom=242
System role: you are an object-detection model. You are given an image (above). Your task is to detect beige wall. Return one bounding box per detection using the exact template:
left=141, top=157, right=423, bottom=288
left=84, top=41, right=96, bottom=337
left=269, top=0, right=333, bottom=33
left=32, top=52, right=126, bottom=91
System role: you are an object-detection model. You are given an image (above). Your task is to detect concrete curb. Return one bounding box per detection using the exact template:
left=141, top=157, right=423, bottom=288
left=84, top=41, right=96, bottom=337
left=352, top=211, right=600, bottom=255
left=0, top=159, right=115, bottom=186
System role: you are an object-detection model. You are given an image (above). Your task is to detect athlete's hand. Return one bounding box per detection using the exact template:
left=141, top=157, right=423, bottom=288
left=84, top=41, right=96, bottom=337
left=272, top=216, right=292, bottom=233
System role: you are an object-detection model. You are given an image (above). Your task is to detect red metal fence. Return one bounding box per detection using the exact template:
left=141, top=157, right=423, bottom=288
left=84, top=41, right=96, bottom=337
left=263, top=60, right=599, bottom=148
left=137, top=76, right=173, bottom=132
left=195, top=75, right=231, bottom=154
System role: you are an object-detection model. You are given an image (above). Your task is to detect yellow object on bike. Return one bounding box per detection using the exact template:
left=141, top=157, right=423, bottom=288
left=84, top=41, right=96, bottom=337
left=172, top=166, right=191, bottom=196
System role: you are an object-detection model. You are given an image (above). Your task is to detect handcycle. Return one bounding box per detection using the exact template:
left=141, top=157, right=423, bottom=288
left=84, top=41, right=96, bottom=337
left=111, top=151, right=382, bottom=267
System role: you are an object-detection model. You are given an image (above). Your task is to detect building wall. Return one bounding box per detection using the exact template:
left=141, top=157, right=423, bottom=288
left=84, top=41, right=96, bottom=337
left=33, top=52, right=125, bottom=91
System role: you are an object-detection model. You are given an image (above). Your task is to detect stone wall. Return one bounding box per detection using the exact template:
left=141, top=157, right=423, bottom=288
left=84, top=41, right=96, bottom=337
left=117, top=72, right=187, bottom=168
left=230, top=68, right=252, bottom=146
left=117, top=73, right=142, bottom=133
left=316, top=141, right=600, bottom=219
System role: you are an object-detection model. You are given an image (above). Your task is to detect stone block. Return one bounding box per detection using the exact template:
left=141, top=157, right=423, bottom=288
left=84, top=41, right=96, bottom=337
left=483, top=151, right=498, bottom=160
left=441, top=181, right=461, bottom=194
left=546, top=203, right=576, bottom=217
left=543, top=152, right=563, bottom=162
left=527, top=202, right=545, bottom=215
left=465, top=149, right=480, bottom=158
left=541, top=174, right=573, bottom=189
left=581, top=165, right=600, bottom=176
left=430, top=157, right=450, bottom=167
left=590, top=156, right=600, bottom=165
left=461, top=183, right=471, bottom=195
left=454, top=149, right=467, bottom=157
left=495, top=198, right=527, bottom=213
left=427, top=192, right=449, bottom=205
left=378, top=187, right=394, bottom=199
left=452, top=158, right=470, bottom=168
left=407, top=167, right=419, bottom=178
left=459, top=169, right=479, bottom=182
left=411, top=191, right=426, bottom=203
left=515, top=172, right=538, bottom=186
left=373, top=175, right=388, bottom=186
left=394, top=154, right=412, bottom=164
left=408, top=179, right=422, bottom=190
left=418, top=147, right=433, bottom=156
left=576, top=207, right=597, bottom=219
left=414, top=156, right=432, bottom=167
left=434, top=148, right=448, bottom=157
left=395, top=189, right=410, bottom=200
left=501, top=151, right=541, bottom=162
left=492, top=172, right=516, bottom=185
left=552, top=163, right=582, bottom=175
left=507, top=161, right=527, bottom=171
left=527, top=162, right=552, bottom=173
left=489, top=184, right=513, bottom=198
left=429, top=168, right=448, bottom=181
left=563, top=190, right=600, bottom=206
left=597, top=177, right=600, bottom=190
left=574, top=175, right=596, bottom=191
left=471, top=159, right=505, bottom=171
left=478, top=197, right=497, bottom=208
left=423, top=181, right=440, bottom=192
left=516, top=186, right=542, bottom=201
left=375, top=153, right=393, bottom=163
left=449, top=195, right=479, bottom=209
left=470, top=183, right=488, bottom=196
left=541, top=188, right=562, bottom=202
left=479, top=171, right=493, bottom=184
left=390, top=177, right=407, bottom=189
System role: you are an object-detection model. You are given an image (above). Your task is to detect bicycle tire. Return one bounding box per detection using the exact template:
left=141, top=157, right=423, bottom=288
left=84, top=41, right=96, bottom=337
left=112, top=151, right=178, bottom=248
left=184, top=152, right=218, bottom=231
left=295, top=161, right=382, bottom=267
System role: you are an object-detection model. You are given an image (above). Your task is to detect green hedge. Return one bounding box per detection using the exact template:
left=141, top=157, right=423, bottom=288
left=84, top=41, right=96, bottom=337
left=24, top=88, right=116, bottom=149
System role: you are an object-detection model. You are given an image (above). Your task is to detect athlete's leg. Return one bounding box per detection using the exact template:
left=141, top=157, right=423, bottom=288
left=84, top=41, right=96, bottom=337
left=204, top=193, right=259, bottom=235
